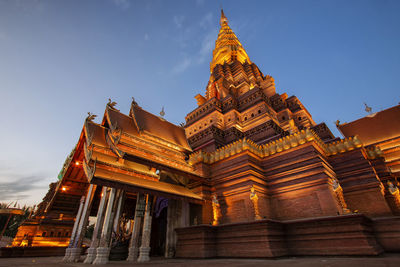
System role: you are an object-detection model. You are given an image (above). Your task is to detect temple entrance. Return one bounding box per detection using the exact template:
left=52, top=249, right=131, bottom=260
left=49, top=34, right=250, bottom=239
left=150, top=197, right=168, bottom=257
left=109, top=194, right=136, bottom=261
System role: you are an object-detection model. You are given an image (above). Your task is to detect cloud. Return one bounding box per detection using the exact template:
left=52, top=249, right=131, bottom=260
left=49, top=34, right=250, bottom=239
left=144, top=33, right=149, bottom=41
left=173, top=15, right=185, bottom=29
left=172, top=57, right=192, bottom=74
left=199, top=12, right=213, bottom=29
left=0, top=174, right=46, bottom=201
left=111, top=0, right=130, bottom=10
left=198, top=29, right=217, bottom=64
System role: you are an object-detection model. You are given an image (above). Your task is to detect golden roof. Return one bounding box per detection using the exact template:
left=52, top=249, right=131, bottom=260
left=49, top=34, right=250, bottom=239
left=106, top=106, right=139, bottom=137
left=209, top=9, right=251, bottom=73
left=91, top=167, right=202, bottom=202
left=338, top=105, right=400, bottom=146
left=130, top=105, right=192, bottom=152
left=84, top=121, right=108, bottom=148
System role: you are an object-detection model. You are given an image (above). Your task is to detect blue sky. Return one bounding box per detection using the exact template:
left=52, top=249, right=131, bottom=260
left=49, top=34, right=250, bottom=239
left=1, top=0, right=399, bottom=206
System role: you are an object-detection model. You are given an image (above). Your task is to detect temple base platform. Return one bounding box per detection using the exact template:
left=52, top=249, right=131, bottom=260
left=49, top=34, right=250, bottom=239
left=176, top=214, right=400, bottom=258
left=0, top=246, right=67, bottom=258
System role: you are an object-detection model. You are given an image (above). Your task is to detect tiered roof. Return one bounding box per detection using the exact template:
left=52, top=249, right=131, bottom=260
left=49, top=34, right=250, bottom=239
left=47, top=100, right=203, bottom=215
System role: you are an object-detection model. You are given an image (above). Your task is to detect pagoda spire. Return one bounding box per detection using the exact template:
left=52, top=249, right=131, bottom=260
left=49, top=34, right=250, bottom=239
left=210, top=9, right=251, bottom=73
left=220, top=9, right=228, bottom=26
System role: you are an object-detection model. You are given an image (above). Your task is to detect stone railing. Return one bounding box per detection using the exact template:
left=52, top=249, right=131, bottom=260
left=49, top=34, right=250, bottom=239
left=188, top=128, right=364, bottom=165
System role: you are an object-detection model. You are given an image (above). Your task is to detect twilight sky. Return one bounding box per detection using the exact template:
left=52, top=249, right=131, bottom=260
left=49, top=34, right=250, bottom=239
left=0, top=0, right=399, bottom=206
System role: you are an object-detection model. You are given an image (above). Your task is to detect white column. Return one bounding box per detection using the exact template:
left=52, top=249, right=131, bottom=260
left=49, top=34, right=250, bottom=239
left=127, top=193, right=145, bottom=262
left=84, top=186, right=108, bottom=264
left=112, top=190, right=125, bottom=234
left=69, top=184, right=97, bottom=262
left=93, top=187, right=117, bottom=265
left=137, top=194, right=154, bottom=263
left=62, top=195, right=85, bottom=262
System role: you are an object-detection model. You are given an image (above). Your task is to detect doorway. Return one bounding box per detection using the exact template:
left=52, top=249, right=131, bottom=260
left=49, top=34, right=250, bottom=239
left=150, top=197, right=168, bottom=257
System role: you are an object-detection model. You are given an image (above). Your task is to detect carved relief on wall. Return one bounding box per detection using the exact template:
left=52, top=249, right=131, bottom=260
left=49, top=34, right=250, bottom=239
left=387, top=181, right=400, bottom=208
left=211, top=194, right=221, bottom=226
left=331, top=178, right=351, bottom=214
left=249, top=186, right=262, bottom=220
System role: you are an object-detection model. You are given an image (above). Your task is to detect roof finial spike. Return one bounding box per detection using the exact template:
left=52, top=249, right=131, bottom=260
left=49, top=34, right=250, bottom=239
left=86, top=112, right=97, bottom=122
left=107, top=98, right=118, bottom=110
left=160, top=106, right=165, bottom=118
left=220, top=8, right=228, bottom=26
left=364, top=102, right=372, bottom=114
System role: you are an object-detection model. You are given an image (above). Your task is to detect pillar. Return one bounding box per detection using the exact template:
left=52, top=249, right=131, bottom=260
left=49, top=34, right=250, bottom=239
left=165, top=199, right=190, bottom=258
left=165, top=199, right=177, bottom=258
left=137, top=194, right=154, bottom=263
left=93, top=188, right=118, bottom=265
left=62, top=195, right=85, bottom=262
left=68, top=184, right=97, bottom=262
left=84, top=186, right=109, bottom=264
left=126, top=193, right=145, bottom=262
left=112, top=190, right=125, bottom=234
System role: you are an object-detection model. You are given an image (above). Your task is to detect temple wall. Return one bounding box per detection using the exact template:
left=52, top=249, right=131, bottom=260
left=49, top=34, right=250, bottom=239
left=263, top=144, right=342, bottom=220
left=175, top=214, right=386, bottom=258
left=220, top=191, right=270, bottom=223
left=175, top=220, right=286, bottom=258
left=285, top=214, right=383, bottom=256
left=372, top=216, right=400, bottom=252
left=329, top=149, right=392, bottom=217
left=203, top=143, right=350, bottom=222
left=12, top=221, right=73, bottom=247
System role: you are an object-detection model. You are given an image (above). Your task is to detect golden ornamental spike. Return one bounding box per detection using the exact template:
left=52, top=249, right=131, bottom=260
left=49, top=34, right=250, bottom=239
left=160, top=106, right=165, bottom=118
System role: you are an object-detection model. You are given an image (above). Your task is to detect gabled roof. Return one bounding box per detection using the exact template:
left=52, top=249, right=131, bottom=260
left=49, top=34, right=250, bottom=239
left=338, top=105, right=400, bottom=146
left=105, top=106, right=139, bottom=136
left=84, top=121, right=108, bottom=147
left=130, top=105, right=192, bottom=152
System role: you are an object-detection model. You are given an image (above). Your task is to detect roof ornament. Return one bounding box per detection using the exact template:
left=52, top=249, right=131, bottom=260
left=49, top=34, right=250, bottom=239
left=107, top=98, right=118, bottom=109
left=86, top=112, right=97, bottom=122
left=335, top=120, right=340, bottom=127
left=159, top=106, right=165, bottom=118
left=364, top=102, right=372, bottom=114
left=131, top=97, right=138, bottom=107
left=220, top=8, right=228, bottom=26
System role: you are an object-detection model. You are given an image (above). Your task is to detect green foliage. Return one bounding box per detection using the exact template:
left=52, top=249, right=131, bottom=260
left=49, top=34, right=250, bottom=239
left=0, top=203, right=32, bottom=238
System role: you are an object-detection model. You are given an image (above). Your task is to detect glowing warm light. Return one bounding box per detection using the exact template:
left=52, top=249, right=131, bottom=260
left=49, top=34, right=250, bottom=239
left=75, top=161, right=80, bottom=166
left=62, top=187, right=66, bottom=191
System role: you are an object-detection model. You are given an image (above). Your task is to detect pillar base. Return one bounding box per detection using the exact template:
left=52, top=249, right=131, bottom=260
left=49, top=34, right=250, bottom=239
left=126, top=246, right=139, bottom=262
left=68, top=247, right=82, bottom=262
left=93, top=247, right=110, bottom=265
left=137, top=246, right=151, bottom=262
left=165, top=247, right=175, bottom=258
left=83, top=247, right=97, bottom=264
left=62, top=247, right=71, bottom=262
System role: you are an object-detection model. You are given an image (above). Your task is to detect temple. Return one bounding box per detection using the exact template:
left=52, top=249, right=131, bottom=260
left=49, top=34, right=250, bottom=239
left=12, top=10, right=400, bottom=261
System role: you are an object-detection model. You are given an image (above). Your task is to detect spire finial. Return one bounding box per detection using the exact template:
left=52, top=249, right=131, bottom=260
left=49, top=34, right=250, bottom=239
left=159, top=106, right=165, bottom=118
left=220, top=9, right=228, bottom=26
left=364, top=102, right=372, bottom=114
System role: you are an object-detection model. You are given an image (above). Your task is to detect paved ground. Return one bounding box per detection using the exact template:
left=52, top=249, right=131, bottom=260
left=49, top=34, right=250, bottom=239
left=0, top=255, right=400, bottom=267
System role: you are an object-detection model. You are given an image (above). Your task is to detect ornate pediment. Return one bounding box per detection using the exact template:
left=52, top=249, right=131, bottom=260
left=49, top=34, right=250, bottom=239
left=83, top=159, right=96, bottom=181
